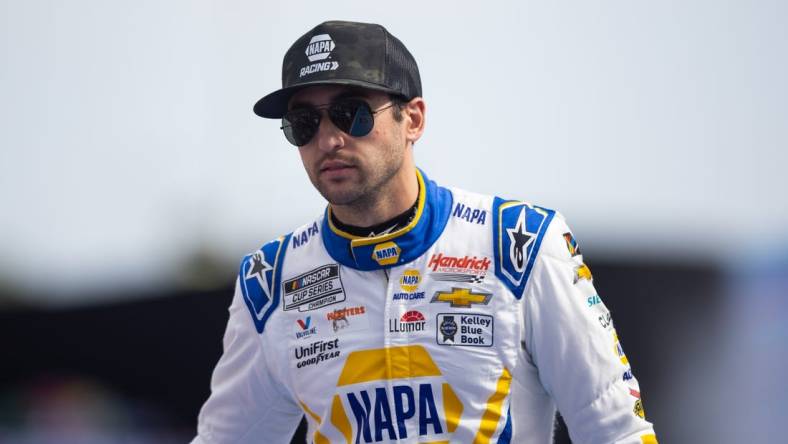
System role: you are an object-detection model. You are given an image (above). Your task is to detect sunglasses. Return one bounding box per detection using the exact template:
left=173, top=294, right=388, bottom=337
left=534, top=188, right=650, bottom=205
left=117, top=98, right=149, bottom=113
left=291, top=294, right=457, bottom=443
left=280, top=98, right=396, bottom=147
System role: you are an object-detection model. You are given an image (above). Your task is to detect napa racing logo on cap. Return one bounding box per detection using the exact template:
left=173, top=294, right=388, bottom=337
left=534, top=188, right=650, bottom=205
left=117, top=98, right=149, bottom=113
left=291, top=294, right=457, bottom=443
left=393, top=269, right=426, bottom=301
left=372, top=241, right=401, bottom=266
left=300, top=33, right=339, bottom=77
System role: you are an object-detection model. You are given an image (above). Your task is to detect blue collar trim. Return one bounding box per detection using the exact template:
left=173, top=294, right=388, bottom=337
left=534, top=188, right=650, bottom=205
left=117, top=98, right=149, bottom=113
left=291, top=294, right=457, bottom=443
left=321, top=168, right=452, bottom=270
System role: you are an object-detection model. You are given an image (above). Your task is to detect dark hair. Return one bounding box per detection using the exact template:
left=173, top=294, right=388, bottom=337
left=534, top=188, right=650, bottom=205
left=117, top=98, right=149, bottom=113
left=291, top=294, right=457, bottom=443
left=388, top=94, right=409, bottom=122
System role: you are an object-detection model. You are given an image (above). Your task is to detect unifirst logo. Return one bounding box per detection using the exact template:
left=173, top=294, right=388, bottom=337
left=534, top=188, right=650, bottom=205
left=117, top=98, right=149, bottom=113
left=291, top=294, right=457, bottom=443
left=305, top=34, right=335, bottom=61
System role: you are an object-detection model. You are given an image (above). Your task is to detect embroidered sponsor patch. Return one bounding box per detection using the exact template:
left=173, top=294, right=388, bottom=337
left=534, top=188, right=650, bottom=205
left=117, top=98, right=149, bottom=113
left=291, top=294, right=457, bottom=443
left=428, top=253, right=489, bottom=283
left=293, top=338, right=341, bottom=369
left=372, top=241, right=401, bottom=266
left=393, top=269, right=426, bottom=301
left=293, top=316, right=318, bottom=340
left=431, top=287, right=492, bottom=308
left=299, top=34, right=339, bottom=77
left=283, top=264, right=345, bottom=312
left=563, top=232, right=582, bottom=257
left=574, top=263, right=593, bottom=284
left=326, top=305, right=369, bottom=333
left=389, top=310, right=427, bottom=333
left=436, top=313, right=493, bottom=347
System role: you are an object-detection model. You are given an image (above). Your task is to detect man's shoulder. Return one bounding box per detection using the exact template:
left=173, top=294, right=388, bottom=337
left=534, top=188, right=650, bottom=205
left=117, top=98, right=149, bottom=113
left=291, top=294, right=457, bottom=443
left=234, top=213, right=325, bottom=334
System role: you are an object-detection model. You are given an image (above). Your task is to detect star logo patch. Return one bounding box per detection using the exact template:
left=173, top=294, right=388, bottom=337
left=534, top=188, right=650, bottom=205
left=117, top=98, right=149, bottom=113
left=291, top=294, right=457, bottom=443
left=245, top=252, right=272, bottom=293
left=506, top=207, right=533, bottom=273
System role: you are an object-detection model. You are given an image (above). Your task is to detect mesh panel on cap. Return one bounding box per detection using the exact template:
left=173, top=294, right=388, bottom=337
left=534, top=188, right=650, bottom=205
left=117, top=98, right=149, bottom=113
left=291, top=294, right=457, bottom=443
left=384, top=32, right=422, bottom=99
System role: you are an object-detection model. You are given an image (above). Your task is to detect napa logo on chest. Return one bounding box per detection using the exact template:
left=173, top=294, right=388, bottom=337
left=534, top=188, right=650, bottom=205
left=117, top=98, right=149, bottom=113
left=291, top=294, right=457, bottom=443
left=310, top=346, right=463, bottom=443
left=371, top=241, right=401, bottom=266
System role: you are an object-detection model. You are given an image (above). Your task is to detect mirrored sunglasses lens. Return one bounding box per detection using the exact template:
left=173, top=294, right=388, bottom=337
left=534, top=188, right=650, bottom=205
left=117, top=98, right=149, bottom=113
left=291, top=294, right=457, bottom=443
left=282, top=110, right=320, bottom=146
left=330, top=100, right=374, bottom=137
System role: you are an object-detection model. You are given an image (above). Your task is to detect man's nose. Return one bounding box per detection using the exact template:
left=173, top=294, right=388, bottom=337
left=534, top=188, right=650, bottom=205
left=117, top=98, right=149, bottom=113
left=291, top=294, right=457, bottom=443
left=314, top=114, right=345, bottom=152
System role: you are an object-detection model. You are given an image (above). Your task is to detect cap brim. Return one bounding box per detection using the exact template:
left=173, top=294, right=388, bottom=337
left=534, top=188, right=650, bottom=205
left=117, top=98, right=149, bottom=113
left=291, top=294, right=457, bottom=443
left=253, top=79, right=402, bottom=118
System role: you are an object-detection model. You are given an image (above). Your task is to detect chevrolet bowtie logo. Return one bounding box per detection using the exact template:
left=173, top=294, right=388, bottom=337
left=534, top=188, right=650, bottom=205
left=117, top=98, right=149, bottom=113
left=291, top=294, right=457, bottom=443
left=430, top=287, right=492, bottom=308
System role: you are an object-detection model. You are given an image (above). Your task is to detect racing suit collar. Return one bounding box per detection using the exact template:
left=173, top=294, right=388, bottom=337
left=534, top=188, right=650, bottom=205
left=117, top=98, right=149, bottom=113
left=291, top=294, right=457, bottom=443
left=321, top=168, right=453, bottom=270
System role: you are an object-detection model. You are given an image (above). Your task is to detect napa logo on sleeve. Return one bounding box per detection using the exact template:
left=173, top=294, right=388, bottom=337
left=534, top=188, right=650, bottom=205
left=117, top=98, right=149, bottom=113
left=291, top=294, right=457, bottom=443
left=300, top=34, right=339, bottom=77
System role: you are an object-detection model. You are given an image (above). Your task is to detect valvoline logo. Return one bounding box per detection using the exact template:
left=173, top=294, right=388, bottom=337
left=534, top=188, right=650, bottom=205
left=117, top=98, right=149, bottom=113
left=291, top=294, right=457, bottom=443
left=294, top=316, right=317, bottom=339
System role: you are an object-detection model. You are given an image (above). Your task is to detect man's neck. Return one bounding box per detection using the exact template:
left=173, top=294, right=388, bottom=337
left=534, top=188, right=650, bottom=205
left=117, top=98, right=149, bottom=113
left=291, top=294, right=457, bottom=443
left=330, top=168, right=419, bottom=228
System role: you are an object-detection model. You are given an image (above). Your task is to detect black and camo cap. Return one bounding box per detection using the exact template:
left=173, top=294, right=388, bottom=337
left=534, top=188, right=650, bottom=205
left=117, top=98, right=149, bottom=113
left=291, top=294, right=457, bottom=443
left=253, top=20, right=422, bottom=118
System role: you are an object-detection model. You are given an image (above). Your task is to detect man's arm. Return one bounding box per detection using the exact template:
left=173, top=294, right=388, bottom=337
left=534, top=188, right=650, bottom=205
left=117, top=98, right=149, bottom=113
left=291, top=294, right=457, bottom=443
left=191, top=279, right=303, bottom=444
left=522, top=215, right=658, bottom=444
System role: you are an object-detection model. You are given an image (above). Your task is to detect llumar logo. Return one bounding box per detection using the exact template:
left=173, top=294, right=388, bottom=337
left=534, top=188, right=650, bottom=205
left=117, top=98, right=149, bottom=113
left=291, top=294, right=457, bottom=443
left=305, top=34, right=334, bottom=61
left=300, top=34, right=339, bottom=77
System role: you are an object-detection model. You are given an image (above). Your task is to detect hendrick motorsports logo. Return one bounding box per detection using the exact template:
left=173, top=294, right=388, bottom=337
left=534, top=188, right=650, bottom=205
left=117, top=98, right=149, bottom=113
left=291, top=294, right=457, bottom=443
left=300, top=34, right=339, bottom=77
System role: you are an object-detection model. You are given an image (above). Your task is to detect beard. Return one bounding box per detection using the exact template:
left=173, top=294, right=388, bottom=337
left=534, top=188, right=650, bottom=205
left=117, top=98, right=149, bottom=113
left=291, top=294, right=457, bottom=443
left=311, top=154, right=403, bottom=208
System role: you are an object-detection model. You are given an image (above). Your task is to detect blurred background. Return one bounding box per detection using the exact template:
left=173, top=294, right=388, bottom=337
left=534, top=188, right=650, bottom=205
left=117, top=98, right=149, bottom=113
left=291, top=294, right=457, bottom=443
left=1, top=1, right=786, bottom=443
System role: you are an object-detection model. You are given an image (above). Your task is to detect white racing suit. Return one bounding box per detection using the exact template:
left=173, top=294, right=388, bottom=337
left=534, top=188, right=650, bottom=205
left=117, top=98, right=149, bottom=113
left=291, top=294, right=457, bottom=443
left=192, top=169, right=658, bottom=444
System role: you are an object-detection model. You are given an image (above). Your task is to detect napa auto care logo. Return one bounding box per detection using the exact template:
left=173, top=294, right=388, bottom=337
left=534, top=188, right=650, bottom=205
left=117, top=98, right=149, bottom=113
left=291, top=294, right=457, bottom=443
left=393, top=269, right=425, bottom=301
left=300, top=34, right=339, bottom=77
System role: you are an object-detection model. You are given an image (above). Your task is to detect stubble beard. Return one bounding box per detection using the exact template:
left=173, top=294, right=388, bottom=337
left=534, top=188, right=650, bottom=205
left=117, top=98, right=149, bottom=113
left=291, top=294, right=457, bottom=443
left=313, top=142, right=405, bottom=211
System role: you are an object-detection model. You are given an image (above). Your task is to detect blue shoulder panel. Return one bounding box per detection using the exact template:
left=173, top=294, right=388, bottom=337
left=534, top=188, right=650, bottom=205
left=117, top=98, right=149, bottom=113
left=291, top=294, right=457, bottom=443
left=492, top=198, right=555, bottom=299
left=239, top=233, right=292, bottom=334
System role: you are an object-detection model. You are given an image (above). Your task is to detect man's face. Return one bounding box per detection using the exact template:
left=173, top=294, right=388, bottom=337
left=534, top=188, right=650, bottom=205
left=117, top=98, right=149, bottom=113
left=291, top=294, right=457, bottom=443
left=288, top=85, right=408, bottom=207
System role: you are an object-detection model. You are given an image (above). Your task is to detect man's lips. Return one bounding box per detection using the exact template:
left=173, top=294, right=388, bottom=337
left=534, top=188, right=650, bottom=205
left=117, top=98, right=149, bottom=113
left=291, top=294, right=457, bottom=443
left=319, top=161, right=355, bottom=173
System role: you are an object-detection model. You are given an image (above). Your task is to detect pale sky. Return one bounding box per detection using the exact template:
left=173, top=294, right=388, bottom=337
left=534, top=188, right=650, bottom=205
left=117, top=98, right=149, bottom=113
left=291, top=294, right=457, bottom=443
left=2, top=0, right=786, bottom=302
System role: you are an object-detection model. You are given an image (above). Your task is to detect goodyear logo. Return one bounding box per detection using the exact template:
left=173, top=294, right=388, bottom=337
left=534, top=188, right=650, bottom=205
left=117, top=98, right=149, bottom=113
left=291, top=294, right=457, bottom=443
left=305, top=34, right=335, bottom=61
left=372, top=241, right=401, bottom=266
left=399, top=269, right=421, bottom=292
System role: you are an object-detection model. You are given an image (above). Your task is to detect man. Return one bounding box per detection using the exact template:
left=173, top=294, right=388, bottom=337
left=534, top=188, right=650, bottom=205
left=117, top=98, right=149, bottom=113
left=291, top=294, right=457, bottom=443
left=193, top=20, right=657, bottom=444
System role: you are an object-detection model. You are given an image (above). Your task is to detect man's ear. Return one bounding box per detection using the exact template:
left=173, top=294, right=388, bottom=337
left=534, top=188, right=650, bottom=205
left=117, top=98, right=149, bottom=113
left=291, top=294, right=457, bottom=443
left=403, top=97, right=426, bottom=144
